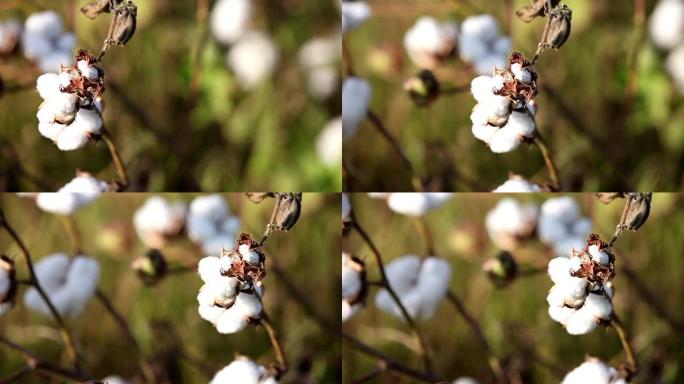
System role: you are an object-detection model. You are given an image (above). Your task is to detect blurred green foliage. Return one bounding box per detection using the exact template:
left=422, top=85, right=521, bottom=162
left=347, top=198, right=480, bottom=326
left=0, top=0, right=340, bottom=192
left=0, top=193, right=340, bottom=383
left=343, top=193, right=684, bottom=383
left=343, top=0, right=684, bottom=191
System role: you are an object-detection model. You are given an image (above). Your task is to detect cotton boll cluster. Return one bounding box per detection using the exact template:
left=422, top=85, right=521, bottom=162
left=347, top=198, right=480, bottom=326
left=561, top=358, right=627, bottom=384
left=342, top=253, right=366, bottom=322
left=493, top=175, right=542, bottom=192
left=197, top=234, right=265, bottom=334
left=459, top=14, right=511, bottom=75
left=22, top=11, right=75, bottom=72
left=210, top=357, right=278, bottom=384
left=299, top=34, right=341, bottom=100
left=316, top=117, right=342, bottom=166
left=375, top=255, right=452, bottom=320
left=24, top=253, right=100, bottom=318
left=34, top=172, right=109, bottom=215
left=485, top=198, right=538, bottom=250
left=384, top=193, right=452, bottom=217
left=210, top=0, right=279, bottom=90
left=133, top=197, right=187, bottom=248
left=469, top=53, right=538, bottom=153
left=0, top=256, right=17, bottom=316
left=342, top=77, right=372, bottom=140
left=538, top=197, right=592, bottom=257
left=36, top=50, right=105, bottom=151
left=187, top=195, right=241, bottom=255
left=546, top=234, right=615, bottom=335
left=649, top=0, right=684, bottom=92
left=0, top=19, right=22, bottom=55
left=341, top=1, right=371, bottom=33
left=404, top=16, right=458, bottom=69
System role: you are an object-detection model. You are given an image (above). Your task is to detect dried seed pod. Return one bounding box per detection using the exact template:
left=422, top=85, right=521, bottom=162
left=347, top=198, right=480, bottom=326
left=245, top=192, right=275, bottom=203
left=595, top=192, right=624, bottom=204
left=271, top=193, right=302, bottom=232
left=404, top=69, right=440, bottom=107
left=80, top=0, right=111, bottom=19
left=619, top=193, right=652, bottom=232
left=132, top=249, right=168, bottom=286
left=540, top=4, right=572, bottom=51
left=483, top=251, right=518, bottom=288
left=107, top=1, right=137, bottom=46
left=516, top=0, right=561, bottom=22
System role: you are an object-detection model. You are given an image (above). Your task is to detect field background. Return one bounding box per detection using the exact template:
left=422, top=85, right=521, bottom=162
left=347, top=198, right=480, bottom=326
left=343, top=0, right=684, bottom=191
left=0, top=193, right=341, bottom=383
left=0, top=0, right=340, bottom=192
left=342, top=193, right=684, bottom=383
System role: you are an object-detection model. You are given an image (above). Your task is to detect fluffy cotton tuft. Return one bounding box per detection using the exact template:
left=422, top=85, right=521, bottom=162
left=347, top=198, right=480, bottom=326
left=35, top=173, right=108, bottom=215
left=342, top=77, right=372, bottom=140
left=538, top=197, right=591, bottom=257
left=227, top=31, right=279, bottom=90
left=210, top=0, right=252, bottom=45
left=341, top=1, right=371, bottom=33
left=210, top=357, right=277, bottom=384
left=133, top=197, right=187, bottom=248
left=485, top=198, right=538, bottom=250
left=187, top=195, right=240, bottom=255
left=493, top=176, right=541, bottom=192
left=458, top=14, right=510, bottom=75
left=561, top=358, right=627, bottom=384
left=375, top=255, right=452, bottom=320
left=342, top=253, right=366, bottom=322
left=316, top=117, right=342, bottom=166
left=385, top=193, right=451, bottom=217
left=24, top=253, right=100, bottom=318
left=649, top=0, right=684, bottom=50
left=22, top=11, right=75, bottom=72
left=404, top=16, right=458, bottom=69
left=299, top=34, right=341, bottom=100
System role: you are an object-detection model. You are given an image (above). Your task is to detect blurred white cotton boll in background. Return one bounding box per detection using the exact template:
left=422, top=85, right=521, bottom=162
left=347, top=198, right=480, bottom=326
left=342, top=193, right=351, bottom=220
left=187, top=194, right=240, bottom=255
left=210, top=357, right=277, bottom=384
left=561, top=358, right=627, bottom=384
left=210, top=0, right=252, bottom=45
left=35, top=173, right=108, bottom=215
left=386, top=193, right=451, bottom=217
left=453, top=378, right=480, bottom=384
left=133, top=197, right=187, bottom=248
left=648, top=0, right=684, bottom=50
left=316, top=117, right=342, bottom=166
left=24, top=253, right=100, bottom=318
left=22, top=11, right=75, bottom=73
left=485, top=198, right=538, bottom=250
left=375, top=255, right=452, bottom=320
left=665, top=43, right=684, bottom=92
left=342, top=253, right=366, bottom=322
left=0, top=19, right=22, bottom=54
left=538, top=197, right=591, bottom=256
left=227, top=31, right=279, bottom=90
left=299, top=34, right=341, bottom=100
left=101, top=376, right=130, bottom=384
left=404, top=16, right=458, bottom=69
left=342, top=77, right=372, bottom=139
left=341, top=1, right=371, bottom=33
left=459, top=14, right=510, bottom=75
left=493, top=175, right=541, bottom=192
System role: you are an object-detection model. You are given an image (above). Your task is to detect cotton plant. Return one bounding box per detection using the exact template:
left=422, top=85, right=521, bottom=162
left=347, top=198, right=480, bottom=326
left=299, top=34, right=341, bottom=100
left=546, top=234, right=615, bottom=335
left=342, top=253, right=366, bottom=322
left=469, top=52, right=538, bottom=153
left=35, top=50, right=106, bottom=151
left=23, top=253, right=100, bottom=318
left=458, top=14, right=511, bottom=75
left=0, top=256, right=17, bottom=316
left=187, top=194, right=241, bottom=255
left=649, top=0, right=684, bottom=92
left=341, top=0, right=371, bottom=33
left=377, top=192, right=452, bottom=217
left=210, top=357, right=278, bottom=384
left=493, top=174, right=542, bottom=192
left=133, top=196, right=187, bottom=249
left=538, top=196, right=592, bottom=257
left=342, top=76, right=372, bottom=139
left=485, top=198, right=538, bottom=250
left=29, top=172, right=109, bottom=215
left=316, top=117, right=342, bottom=166
left=0, top=18, right=21, bottom=55
left=561, top=358, right=627, bottom=384
left=375, top=255, right=452, bottom=320
left=197, top=234, right=265, bottom=334
left=21, top=11, right=75, bottom=72
left=403, top=16, right=458, bottom=69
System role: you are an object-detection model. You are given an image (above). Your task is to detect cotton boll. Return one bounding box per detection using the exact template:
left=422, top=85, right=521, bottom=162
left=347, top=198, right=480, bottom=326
left=190, top=195, right=229, bottom=224
left=57, top=33, right=75, bottom=51
left=493, top=177, right=541, bottom=192
left=461, top=14, right=500, bottom=45
left=39, top=50, right=73, bottom=73
left=471, top=124, right=498, bottom=142
left=552, top=236, right=586, bottom=258
left=238, top=244, right=261, bottom=264
left=342, top=193, right=351, bottom=220
left=387, top=193, right=432, bottom=216
left=188, top=216, right=218, bottom=243
left=493, top=36, right=512, bottom=56
left=473, top=53, right=507, bottom=75
left=198, top=302, right=224, bottom=323
left=101, top=376, right=129, bottom=384
left=25, top=11, right=63, bottom=39
left=71, top=108, right=103, bottom=135
left=403, top=16, right=458, bottom=68
left=342, top=77, right=372, bottom=140
left=665, top=43, right=684, bottom=92
left=36, top=193, right=81, bottom=215
left=316, top=117, right=342, bottom=165
left=22, top=33, right=52, bottom=60
left=133, top=197, right=187, bottom=248
left=59, top=173, right=108, bottom=197
left=459, top=35, right=488, bottom=63
left=233, top=291, right=262, bottom=318
left=485, top=198, right=538, bottom=250
left=210, top=358, right=275, bottom=384
left=506, top=111, right=536, bottom=138
left=198, top=256, right=222, bottom=283
left=511, top=63, right=533, bottom=83
left=342, top=300, right=362, bottom=322
left=565, top=309, right=598, bottom=335
left=453, top=377, right=480, bottom=384
left=582, top=293, right=613, bottom=320
left=488, top=128, right=520, bottom=153
left=227, top=32, right=278, bottom=90
left=210, top=0, right=252, bottom=45
left=341, top=1, right=371, bottom=33
left=201, top=234, right=236, bottom=255
left=648, top=0, right=684, bottom=50
left=56, top=125, right=89, bottom=150
left=307, top=67, right=339, bottom=100
left=561, top=359, right=625, bottom=384
left=299, top=35, right=340, bottom=69
left=77, top=60, right=99, bottom=80
left=588, top=245, right=610, bottom=266
left=36, top=73, right=62, bottom=100
left=548, top=304, right=574, bottom=324
left=470, top=76, right=496, bottom=103
left=61, top=256, right=100, bottom=317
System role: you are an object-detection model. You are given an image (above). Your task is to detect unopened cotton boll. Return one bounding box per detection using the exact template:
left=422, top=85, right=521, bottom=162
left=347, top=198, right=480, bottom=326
left=561, top=359, right=626, bottom=384
left=316, top=117, right=342, bottom=166
left=648, top=0, right=684, bottom=50
left=341, top=1, right=371, bottom=33
left=24, top=253, right=100, bottom=318
left=210, top=0, right=252, bottom=45
left=404, top=16, right=458, bottom=69
left=485, top=198, right=538, bottom=250
left=210, top=357, right=277, bottom=384
left=386, top=193, right=451, bottom=217
left=133, top=197, right=187, bottom=248
left=342, top=77, right=372, bottom=139
left=35, top=173, right=108, bottom=215
left=227, top=31, right=278, bottom=90
left=493, top=176, right=541, bottom=192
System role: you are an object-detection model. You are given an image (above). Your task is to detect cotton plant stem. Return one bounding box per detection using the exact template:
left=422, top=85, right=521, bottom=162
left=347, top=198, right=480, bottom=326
left=260, top=313, right=288, bottom=379
left=610, top=314, right=638, bottom=379
left=447, top=290, right=505, bottom=384
left=0, top=365, right=32, bottom=383
left=0, top=336, right=87, bottom=383
left=348, top=364, right=387, bottom=384
left=342, top=38, right=355, bottom=76
left=101, top=129, right=129, bottom=190
left=342, top=333, right=440, bottom=383
left=366, top=111, right=424, bottom=192
left=0, top=218, right=81, bottom=371
left=413, top=217, right=435, bottom=256
left=60, top=216, right=81, bottom=255
left=351, top=219, right=433, bottom=372
left=532, top=133, right=560, bottom=191
left=187, top=0, right=210, bottom=103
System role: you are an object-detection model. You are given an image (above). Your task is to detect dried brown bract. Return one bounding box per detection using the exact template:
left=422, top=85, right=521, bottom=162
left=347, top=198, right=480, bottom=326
left=619, top=193, right=652, bottom=232
left=570, top=234, right=615, bottom=288
left=404, top=69, right=441, bottom=107
left=245, top=192, right=276, bottom=203
left=271, top=193, right=302, bottom=232
left=220, top=233, right=266, bottom=290
left=60, top=50, right=106, bottom=103
left=494, top=52, right=538, bottom=104
left=595, top=192, right=624, bottom=204
left=516, top=0, right=561, bottom=22
left=107, top=0, right=137, bottom=47
left=81, top=0, right=111, bottom=19
left=533, top=2, right=572, bottom=63
left=132, top=249, right=168, bottom=286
